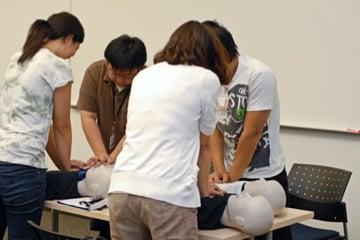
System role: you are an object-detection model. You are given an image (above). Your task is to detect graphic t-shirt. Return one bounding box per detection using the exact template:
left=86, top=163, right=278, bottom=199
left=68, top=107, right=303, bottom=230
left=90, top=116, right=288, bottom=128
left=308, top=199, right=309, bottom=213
left=217, top=55, right=285, bottom=179
left=0, top=48, right=73, bottom=169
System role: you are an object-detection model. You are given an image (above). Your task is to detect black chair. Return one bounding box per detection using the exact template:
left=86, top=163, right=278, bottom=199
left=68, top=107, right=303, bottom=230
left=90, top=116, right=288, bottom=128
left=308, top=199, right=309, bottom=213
left=287, top=163, right=352, bottom=240
left=28, top=220, right=105, bottom=240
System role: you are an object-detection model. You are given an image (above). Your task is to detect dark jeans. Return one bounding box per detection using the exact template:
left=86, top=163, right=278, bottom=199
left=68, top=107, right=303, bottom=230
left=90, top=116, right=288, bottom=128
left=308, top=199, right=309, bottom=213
left=45, top=171, right=110, bottom=239
left=240, top=168, right=293, bottom=240
left=0, top=162, right=46, bottom=240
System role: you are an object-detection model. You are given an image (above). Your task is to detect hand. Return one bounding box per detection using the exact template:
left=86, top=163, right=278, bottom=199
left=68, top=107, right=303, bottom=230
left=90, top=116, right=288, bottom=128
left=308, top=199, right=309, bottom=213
left=208, top=183, right=226, bottom=196
left=70, top=159, right=87, bottom=170
left=209, top=170, right=230, bottom=183
left=85, top=153, right=111, bottom=168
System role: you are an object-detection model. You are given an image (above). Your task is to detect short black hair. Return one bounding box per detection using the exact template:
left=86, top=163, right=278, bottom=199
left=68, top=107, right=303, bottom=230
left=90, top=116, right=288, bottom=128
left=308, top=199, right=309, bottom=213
left=104, top=34, right=147, bottom=70
left=203, top=20, right=239, bottom=60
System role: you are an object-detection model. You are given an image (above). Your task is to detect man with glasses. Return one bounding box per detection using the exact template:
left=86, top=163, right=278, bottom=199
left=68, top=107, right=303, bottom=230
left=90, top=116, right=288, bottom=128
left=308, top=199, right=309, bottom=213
left=77, top=34, right=147, bottom=238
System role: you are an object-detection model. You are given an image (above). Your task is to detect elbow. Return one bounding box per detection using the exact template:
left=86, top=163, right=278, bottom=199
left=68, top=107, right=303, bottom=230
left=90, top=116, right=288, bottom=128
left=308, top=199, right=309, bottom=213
left=53, top=120, right=71, bottom=133
left=242, top=128, right=264, bottom=141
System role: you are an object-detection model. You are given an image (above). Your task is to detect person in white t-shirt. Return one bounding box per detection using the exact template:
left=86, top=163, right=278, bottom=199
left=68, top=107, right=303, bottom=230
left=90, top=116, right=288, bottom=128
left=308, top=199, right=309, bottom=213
left=0, top=12, right=84, bottom=240
left=203, top=20, right=291, bottom=240
left=108, top=20, right=229, bottom=240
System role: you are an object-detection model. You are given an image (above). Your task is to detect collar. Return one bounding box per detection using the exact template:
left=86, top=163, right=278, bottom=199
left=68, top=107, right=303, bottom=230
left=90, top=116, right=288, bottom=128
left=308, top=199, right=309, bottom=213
left=103, top=61, right=112, bottom=84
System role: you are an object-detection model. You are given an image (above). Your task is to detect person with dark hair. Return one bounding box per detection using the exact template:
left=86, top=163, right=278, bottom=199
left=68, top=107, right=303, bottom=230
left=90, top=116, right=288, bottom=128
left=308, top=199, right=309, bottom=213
left=77, top=34, right=146, bottom=166
left=203, top=20, right=291, bottom=240
left=107, top=20, right=228, bottom=240
left=76, top=34, right=147, bottom=238
left=0, top=12, right=84, bottom=239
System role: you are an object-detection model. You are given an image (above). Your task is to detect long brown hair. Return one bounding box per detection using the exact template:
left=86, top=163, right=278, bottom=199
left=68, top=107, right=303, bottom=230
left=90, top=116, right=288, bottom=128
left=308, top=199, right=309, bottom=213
left=154, top=20, right=228, bottom=84
left=18, top=12, right=84, bottom=64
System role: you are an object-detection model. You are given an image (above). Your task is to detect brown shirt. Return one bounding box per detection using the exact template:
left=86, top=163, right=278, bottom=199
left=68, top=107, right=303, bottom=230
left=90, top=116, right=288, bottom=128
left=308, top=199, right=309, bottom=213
left=77, top=60, right=130, bottom=153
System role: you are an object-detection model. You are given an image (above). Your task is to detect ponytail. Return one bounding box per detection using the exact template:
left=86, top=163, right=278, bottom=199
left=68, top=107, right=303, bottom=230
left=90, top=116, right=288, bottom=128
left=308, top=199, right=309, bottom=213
left=18, top=12, right=84, bottom=64
left=18, top=20, right=56, bottom=64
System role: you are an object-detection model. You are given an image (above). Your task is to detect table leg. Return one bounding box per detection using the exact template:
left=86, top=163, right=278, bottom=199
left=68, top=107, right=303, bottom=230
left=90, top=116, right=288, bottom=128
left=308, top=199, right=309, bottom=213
left=51, top=209, right=59, bottom=232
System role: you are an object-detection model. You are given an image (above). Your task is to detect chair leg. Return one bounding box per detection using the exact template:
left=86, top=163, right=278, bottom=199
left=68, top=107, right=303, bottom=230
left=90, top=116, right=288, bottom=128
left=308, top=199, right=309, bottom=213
left=343, top=222, right=349, bottom=240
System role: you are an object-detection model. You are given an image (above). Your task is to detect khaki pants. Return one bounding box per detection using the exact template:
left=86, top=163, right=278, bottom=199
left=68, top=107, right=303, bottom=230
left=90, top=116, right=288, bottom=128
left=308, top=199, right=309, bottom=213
left=108, top=193, right=198, bottom=240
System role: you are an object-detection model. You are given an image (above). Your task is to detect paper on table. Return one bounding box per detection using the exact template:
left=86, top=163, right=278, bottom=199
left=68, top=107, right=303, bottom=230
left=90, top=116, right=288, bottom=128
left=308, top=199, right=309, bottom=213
left=58, top=197, right=108, bottom=211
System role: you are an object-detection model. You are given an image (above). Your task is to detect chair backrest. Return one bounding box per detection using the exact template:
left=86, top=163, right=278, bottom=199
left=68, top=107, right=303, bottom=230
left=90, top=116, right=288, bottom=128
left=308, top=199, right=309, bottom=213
left=287, top=163, right=351, bottom=223
left=28, top=220, right=82, bottom=240
left=288, top=163, right=352, bottom=239
left=288, top=163, right=352, bottom=203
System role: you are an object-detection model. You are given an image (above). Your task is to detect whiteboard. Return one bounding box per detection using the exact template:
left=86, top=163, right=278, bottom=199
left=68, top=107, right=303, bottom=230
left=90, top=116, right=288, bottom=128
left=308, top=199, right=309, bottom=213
left=1, top=0, right=359, bottom=133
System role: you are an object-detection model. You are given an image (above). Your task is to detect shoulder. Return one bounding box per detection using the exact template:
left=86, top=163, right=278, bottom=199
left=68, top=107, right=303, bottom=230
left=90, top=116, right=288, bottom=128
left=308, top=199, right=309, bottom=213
left=5, top=52, right=22, bottom=76
left=241, top=55, right=276, bottom=85
left=86, top=59, right=108, bottom=72
left=242, top=55, right=273, bottom=74
left=82, top=60, right=108, bottom=82
left=38, top=48, right=70, bottom=69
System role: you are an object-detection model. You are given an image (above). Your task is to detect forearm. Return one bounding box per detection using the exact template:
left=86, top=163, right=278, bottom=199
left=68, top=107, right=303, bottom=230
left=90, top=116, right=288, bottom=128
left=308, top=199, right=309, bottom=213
left=198, top=135, right=211, bottom=197
left=53, top=124, right=72, bottom=171
left=210, top=129, right=226, bottom=172
left=46, top=125, right=63, bottom=170
left=109, top=136, right=125, bottom=163
left=229, top=131, right=262, bottom=182
left=81, top=117, right=108, bottom=156
left=198, top=149, right=210, bottom=197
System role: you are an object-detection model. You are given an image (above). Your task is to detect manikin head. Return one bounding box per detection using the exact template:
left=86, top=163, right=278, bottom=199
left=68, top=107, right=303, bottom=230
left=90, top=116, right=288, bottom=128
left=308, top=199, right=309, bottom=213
left=78, top=165, right=113, bottom=198
left=244, top=179, right=286, bottom=216
left=221, top=193, right=274, bottom=236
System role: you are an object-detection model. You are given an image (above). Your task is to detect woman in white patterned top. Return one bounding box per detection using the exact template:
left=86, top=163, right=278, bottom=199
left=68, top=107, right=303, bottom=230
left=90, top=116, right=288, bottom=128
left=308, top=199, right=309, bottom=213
left=0, top=12, right=84, bottom=240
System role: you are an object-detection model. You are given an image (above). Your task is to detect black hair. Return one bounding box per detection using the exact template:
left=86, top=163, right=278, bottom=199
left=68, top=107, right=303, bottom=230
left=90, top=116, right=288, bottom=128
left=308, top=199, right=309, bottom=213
left=202, top=20, right=239, bottom=60
left=18, top=12, right=84, bottom=64
left=104, top=35, right=147, bottom=70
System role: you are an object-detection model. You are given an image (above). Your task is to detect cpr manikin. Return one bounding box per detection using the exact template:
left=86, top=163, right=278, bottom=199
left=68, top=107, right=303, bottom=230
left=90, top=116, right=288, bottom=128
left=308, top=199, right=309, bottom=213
left=220, top=193, right=274, bottom=236
left=77, top=165, right=113, bottom=198
left=218, top=179, right=287, bottom=216
left=76, top=166, right=285, bottom=236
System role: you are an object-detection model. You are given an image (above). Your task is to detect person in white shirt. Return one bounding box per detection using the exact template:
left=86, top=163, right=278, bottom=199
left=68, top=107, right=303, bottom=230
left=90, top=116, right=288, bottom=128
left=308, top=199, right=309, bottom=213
left=203, top=20, right=291, bottom=240
left=0, top=12, right=84, bottom=240
left=108, top=20, right=228, bottom=240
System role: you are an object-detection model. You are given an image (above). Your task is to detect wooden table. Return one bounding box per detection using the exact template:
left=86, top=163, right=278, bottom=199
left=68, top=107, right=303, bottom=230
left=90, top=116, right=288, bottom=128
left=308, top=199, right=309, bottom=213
left=44, top=201, right=313, bottom=240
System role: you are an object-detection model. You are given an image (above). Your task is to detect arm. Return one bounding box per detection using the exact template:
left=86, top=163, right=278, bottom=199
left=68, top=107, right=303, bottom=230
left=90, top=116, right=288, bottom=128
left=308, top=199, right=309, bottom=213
left=46, top=125, right=63, bottom=170
left=52, top=82, right=72, bottom=171
left=80, top=110, right=109, bottom=158
left=209, top=127, right=229, bottom=183
left=228, top=110, right=270, bottom=182
left=47, top=125, right=86, bottom=170
left=198, top=133, right=211, bottom=197
left=109, top=135, right=125, bottom=163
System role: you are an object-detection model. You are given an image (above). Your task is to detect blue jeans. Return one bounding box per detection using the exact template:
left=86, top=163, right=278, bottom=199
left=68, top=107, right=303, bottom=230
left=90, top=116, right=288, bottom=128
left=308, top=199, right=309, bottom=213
left=0, top=162, right=46, bottom=240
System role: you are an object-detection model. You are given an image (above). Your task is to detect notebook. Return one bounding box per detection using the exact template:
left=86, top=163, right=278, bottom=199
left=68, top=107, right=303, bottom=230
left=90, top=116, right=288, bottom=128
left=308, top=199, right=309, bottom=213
left=58, top=197, right=108, bottom=211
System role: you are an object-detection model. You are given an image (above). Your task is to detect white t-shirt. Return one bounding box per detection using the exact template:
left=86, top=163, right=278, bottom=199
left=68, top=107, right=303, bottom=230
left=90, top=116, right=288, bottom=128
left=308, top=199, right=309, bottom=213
left=217, top=55, right=285, bottom=179
left=0, top=48, right=73, bottom=169
left=109, top=62, right=220, bottom=208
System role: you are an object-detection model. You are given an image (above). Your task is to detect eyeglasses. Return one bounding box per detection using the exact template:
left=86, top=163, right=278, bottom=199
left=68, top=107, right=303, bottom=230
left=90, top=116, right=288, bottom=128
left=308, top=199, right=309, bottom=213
left=108, top=67, right=140, bottom=81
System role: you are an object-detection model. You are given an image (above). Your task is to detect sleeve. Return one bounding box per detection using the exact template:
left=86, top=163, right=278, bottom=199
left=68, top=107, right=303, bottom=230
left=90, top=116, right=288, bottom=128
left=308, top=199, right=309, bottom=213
left=199, top=71, right=221, bottom=135
left=76, top=63, right=99, bottom=113
left=42, top=58, right=73, bottom=90
left=246, top=72, right=276, bottom=112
